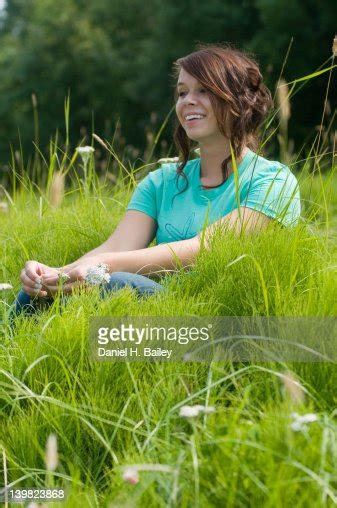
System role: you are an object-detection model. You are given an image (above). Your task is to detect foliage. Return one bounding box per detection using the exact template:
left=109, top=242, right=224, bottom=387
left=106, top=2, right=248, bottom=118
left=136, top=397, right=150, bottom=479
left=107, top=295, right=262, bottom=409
left=0, top=0, right=336, bottom=166
left=1, top=157, right=337, bottom=505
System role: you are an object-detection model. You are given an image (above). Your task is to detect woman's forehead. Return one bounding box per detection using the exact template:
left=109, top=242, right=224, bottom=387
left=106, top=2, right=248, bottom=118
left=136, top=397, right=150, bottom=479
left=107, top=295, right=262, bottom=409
left=177, top=69, right=201, bottom=87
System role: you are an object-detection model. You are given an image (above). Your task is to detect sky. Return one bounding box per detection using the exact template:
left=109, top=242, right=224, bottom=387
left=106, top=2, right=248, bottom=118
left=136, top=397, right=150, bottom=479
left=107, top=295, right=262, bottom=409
left=0, top=0, right=6, bottom=11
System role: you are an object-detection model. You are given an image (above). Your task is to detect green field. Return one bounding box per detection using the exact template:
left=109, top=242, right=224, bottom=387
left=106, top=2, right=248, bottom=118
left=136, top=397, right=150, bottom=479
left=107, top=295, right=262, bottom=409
left=1, top=151, right=337, bottom=507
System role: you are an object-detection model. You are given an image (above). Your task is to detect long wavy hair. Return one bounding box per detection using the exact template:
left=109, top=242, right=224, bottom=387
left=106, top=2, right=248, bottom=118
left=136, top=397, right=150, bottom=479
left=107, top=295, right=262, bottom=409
left=171, top=43, right=273, bottom=198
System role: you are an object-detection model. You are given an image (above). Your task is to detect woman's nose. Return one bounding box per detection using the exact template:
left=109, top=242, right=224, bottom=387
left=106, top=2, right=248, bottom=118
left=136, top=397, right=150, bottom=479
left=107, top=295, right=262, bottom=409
left=183, top=92, right=197, bottom=104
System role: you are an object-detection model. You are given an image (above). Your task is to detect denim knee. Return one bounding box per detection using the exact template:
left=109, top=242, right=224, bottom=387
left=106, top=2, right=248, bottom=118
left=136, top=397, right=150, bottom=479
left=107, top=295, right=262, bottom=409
left=104, top=271, right=163, bottom=296
left=12, top=289, right=35, bottom=315
left=10, top=289, right=55, bottom=320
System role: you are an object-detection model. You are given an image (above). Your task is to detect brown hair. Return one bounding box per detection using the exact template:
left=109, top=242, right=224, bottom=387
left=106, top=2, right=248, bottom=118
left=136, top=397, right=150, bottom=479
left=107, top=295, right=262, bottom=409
left=171, top=43, right=273, bottom=197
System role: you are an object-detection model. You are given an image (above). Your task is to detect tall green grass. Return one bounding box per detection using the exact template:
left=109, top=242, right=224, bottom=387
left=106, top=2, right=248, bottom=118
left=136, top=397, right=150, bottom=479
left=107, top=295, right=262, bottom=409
left=1, top=162, right=337, bottom=506
left=1, top=60, right=337, bottom=506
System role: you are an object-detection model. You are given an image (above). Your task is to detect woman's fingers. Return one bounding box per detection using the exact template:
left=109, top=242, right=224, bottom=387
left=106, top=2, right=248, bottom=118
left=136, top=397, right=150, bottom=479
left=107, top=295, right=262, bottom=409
left=41, top=273, right=61, bottom=285
left=42, top=280, right=84, bottom=295
left=42, top=269, right=79, bottom=285
left=21, top=270, right=39, bottom=289
left=23, top=284, right=48, bottom=298
left=24, top=260, right=42, bottom=283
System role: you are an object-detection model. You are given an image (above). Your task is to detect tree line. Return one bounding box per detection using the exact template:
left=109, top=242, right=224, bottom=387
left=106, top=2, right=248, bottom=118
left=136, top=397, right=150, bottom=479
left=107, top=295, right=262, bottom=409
left=0, top=0, right=336, bottom=168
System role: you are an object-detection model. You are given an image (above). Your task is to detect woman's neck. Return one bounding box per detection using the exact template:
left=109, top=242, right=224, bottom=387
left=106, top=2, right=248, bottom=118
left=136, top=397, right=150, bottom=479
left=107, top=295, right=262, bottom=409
left=199, top=141, right=248, bottom=181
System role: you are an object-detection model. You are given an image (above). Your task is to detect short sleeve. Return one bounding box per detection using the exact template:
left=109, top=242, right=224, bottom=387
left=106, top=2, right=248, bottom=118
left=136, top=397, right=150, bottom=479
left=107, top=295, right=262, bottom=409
left=242, top=166, right=301, bottom=227
left=126, top=168, right=163, bottom=220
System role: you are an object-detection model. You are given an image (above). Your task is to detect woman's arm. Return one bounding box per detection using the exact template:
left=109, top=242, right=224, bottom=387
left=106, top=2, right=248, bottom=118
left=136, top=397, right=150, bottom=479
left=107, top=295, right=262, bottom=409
left=93, top=207, right=272, bottom=275
left=63, top=210, right=157, bottom=265
left=43, top=207, right=272, bottom=291
left=22, top=210, right=156, bottom=296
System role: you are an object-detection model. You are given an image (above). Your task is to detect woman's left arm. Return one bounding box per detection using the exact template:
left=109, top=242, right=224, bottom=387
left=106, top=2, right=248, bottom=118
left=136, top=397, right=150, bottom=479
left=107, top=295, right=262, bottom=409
left=43, top=208, right=271, bottom=292
left=93, top=207, right=272, bottom=275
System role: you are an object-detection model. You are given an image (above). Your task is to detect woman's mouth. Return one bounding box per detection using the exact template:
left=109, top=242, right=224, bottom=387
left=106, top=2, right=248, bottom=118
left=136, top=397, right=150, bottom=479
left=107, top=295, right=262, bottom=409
left=184, top=114, right=206, bottom=124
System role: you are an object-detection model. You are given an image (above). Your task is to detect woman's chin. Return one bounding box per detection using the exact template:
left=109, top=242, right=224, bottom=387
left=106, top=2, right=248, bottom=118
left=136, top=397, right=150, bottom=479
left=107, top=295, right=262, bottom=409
left=185, top=131, right=203, bottom=142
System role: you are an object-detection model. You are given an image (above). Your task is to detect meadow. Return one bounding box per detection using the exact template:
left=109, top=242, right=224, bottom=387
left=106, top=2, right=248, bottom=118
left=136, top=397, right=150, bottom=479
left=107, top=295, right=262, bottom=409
left=1, top=103, right=337, bottom=507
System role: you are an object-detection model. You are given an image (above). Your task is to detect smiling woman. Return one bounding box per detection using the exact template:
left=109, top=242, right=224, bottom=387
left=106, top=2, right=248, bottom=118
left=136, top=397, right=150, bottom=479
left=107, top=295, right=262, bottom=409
left=12, top=42, right=301, bottom=317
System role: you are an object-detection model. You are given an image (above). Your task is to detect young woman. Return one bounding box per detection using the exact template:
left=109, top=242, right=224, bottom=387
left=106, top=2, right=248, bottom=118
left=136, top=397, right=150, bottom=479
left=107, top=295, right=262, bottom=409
left=15, top=43, right=301, bottom=315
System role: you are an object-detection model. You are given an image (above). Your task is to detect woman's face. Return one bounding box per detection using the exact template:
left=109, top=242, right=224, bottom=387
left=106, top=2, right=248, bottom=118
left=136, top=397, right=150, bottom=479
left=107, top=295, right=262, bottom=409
left=175, top=68, right=225, bottom=143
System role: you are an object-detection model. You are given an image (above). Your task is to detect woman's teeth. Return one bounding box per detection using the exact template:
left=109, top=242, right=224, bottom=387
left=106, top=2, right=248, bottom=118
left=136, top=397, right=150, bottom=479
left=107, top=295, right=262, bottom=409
left=185, top=114, right=205, bottom=121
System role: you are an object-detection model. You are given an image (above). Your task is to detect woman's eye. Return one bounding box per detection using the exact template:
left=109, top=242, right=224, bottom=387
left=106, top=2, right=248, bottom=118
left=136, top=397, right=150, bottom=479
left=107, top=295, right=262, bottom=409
left=178, top=89, right=205, bottom=97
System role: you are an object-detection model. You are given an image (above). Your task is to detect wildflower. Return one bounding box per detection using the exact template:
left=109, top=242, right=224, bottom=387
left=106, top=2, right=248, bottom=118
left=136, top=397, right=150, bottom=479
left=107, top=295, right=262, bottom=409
left=157, top=157, right=180, bottom=164
left=76, top=146, right=95, bottom=167
left=179, top=404, right=215, bottom=418
left=45, top=433, right=58, bottom=471
left=0, top=283, right=13, bottom=291
left=85, top=263, right=110, bottom=286
left=76, top=145, right=95, bottom=157
left=122, top=467, right=139, bottom=485
left=290, top=412, right=318, bottom=432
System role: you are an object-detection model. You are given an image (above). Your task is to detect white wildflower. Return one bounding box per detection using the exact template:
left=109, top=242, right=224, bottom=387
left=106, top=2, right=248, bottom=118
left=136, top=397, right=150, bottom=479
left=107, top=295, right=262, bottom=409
left=157, top=157, right=180, bottom=164
left=0, top=283, right=13, bottom=291
left=179, top=404, right=215, bottom=418
left=85, top=263, right=110, bottom=286
left=290, top=412, right=318, bottom=432
left=45, top=433, right=58, bottom=471
left=76, top=145, right=94, bottom=162
left=122, top=467, right=139, bottom=484
left=76, top=146, right=95, bottom=187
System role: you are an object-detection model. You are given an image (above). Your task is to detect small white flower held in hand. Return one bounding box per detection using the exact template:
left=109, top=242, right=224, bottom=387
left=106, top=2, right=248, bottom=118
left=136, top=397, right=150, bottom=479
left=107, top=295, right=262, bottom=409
left=58, top=272, right=70, bottom=284
left=122, top=466, right=140, bottom=485
left=85, top=263, right=110, bottom=286
left=290, top=412, right=319, bottom=432
left=179, top=404, right=215, bottom=418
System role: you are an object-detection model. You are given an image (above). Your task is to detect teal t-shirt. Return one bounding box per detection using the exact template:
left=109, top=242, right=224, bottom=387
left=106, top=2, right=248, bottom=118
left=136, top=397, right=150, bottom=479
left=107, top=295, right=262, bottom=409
left=126, top=149, right=301, bottom=244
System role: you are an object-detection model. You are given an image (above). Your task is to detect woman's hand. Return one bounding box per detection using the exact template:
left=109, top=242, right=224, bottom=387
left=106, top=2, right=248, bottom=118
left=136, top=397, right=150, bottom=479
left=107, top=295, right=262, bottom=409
left=41, top=257, right=108, bottom=295
left=20, top=261, right=60, bottom=298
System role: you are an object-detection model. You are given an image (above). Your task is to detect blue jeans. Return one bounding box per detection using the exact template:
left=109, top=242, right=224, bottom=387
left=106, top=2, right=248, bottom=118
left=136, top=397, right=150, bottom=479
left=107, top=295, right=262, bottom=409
left=12, top=271, right=164, bottom=318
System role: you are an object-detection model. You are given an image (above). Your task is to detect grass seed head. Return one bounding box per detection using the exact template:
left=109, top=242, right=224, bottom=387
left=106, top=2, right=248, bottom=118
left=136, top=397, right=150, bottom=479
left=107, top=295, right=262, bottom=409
left=281, top=371, right=305, bottom=404
left=277, top=79, right=291, bottom=122
left=179, top=404, right=215, bottom=418
left=45, top=433, right=58, bottom=472
left=333, top=35, right=337, bottom=57
left=49, top=171, right=65, bottom=208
